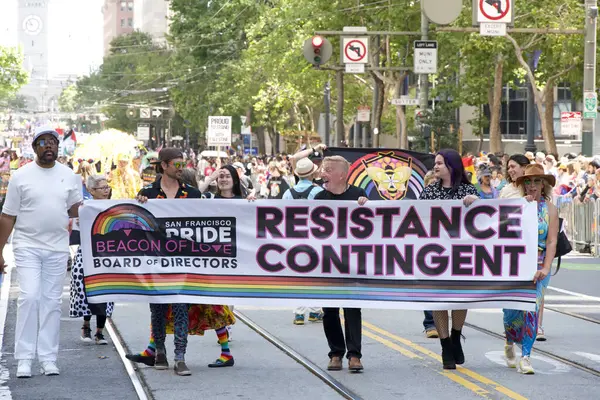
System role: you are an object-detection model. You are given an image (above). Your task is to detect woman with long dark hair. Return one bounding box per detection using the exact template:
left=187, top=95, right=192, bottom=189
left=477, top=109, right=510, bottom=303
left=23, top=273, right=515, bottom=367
left=419, top=149, right=479, bottom=370
left=500, top=154, right=530, bottom=199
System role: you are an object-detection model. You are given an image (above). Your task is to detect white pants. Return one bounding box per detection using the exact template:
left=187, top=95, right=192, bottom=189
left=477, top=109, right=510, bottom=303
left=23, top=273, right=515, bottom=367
left=14, top=248, right=68, bottom=361
left=294, top=307, right=320, bottom=315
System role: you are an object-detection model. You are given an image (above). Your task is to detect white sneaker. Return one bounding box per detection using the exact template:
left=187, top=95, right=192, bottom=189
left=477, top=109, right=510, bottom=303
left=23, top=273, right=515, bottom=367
left=536, top=327, right=546, bottom=341
left=39, top=361, right=60, bottom=376
left=518, top=356, right=535, bottom=374
left=16, top=360, right=32, bottom=378
left=504, top=344, right=517, bottom=368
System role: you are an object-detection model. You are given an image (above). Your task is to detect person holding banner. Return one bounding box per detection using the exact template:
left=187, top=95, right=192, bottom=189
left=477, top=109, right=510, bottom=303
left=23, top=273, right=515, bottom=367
left=314, top=154, right=367, bottom=373
left=127, top=152, right=237, bottom=374
left=418, top=149, right=479, bottom=370
left=502, top=164, right=558, bottom=374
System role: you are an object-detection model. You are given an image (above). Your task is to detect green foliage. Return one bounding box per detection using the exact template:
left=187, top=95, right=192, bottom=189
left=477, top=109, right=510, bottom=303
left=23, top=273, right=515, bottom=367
left=0, top=46, right=28, bottom=102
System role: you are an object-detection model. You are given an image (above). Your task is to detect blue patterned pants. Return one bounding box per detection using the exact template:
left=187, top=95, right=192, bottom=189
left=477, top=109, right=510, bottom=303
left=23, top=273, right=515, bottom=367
left=150, top=303, right=188, bottom=361
left=503, top=254, right=550, bottom=357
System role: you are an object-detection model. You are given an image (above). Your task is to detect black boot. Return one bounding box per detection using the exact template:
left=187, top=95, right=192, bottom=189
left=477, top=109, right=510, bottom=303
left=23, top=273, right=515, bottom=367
left=440, top=337, right=456, bottom=370
left=451, top=329, right=465, bottom=365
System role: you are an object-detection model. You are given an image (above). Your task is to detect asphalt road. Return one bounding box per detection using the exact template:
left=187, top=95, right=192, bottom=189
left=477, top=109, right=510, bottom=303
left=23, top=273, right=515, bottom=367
left=0, top=253, right=599, bottom=400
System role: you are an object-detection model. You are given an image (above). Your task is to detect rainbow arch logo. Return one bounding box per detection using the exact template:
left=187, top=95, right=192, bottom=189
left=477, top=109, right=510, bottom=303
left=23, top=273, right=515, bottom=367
left=92, top=204, right=159, bottom=235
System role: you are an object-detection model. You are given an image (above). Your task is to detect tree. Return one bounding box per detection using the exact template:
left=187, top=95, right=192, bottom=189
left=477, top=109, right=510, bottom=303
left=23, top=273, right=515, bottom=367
left=0, top=46, right=28, bottom=102
left=58, top=84, right=78, bottom=112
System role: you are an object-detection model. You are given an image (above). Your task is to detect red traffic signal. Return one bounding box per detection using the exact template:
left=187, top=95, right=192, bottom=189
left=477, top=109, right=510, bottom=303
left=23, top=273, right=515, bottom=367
left=303, top=36, right=332, bottom=66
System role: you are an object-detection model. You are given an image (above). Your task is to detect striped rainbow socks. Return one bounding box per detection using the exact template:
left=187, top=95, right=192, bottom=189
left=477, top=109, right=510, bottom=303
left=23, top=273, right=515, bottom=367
left=216, top=327, right=232, bottom=363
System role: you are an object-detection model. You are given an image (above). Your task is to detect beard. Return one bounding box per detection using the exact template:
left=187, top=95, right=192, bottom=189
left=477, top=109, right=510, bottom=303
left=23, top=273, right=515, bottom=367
left=38, top=150, right=58, bottom=165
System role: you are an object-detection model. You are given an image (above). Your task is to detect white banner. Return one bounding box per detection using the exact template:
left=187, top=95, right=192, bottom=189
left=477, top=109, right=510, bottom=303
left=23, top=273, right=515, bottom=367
left=80, top=199, right=539, bottom=310
left=207, top=116, right=231, bottom=146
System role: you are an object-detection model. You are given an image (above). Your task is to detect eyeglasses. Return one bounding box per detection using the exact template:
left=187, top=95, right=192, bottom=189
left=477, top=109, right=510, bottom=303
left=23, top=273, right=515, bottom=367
left=37, top=138, right=58, bottom=147
left=93, top=186, right=110, bottom=191
left=78, top=158, right=94, bottom=164
left=171, top=161, right=185, bottom=169
left=523, top=178, right=543, bottom=185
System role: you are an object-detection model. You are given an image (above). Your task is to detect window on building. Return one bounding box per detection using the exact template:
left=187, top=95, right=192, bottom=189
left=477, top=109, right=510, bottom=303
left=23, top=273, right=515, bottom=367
left=557, top=83, right=572, bottom=101
left=120, top=1, right=126, bottom=11
left=128, top=1, right=134, bottom=11
left=128, top=18, right=133, bottom=27
left=120, top=18, right=125, bottom=27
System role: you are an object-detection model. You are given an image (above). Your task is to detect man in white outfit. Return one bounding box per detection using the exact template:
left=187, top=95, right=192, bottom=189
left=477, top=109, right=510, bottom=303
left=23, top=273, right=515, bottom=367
left=0, top=127, right=82, bottom=378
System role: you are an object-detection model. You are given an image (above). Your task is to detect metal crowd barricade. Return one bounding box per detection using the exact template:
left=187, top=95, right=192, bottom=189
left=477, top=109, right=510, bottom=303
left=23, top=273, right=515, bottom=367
left=555, top=196, right=600, bottom=256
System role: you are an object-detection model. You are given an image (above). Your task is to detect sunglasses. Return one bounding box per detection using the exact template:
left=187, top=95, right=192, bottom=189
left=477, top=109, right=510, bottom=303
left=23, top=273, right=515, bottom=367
left=523, top=178, right=543, bottom=185
left=78, top=158, right=94, bottom=164
left=37, top=138, right=58, bottom=147
left=171, top=161, right=185, bottom=169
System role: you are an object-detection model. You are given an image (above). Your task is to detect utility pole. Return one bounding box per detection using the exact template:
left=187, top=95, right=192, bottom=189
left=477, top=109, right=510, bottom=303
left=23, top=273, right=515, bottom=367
left=419, top=7, right=430, bottom=152
left=524, top=54, right=537, bottom=153
left=336, top=71, right=344, bottom=146
left=582, top=0, right=598, bottom=156
left=372, top=35, right=380, bottom=148
left=324, top=81, right=331, bottom=146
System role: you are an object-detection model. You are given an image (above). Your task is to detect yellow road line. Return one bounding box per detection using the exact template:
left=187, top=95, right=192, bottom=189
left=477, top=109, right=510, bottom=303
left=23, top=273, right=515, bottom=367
left=362, top=321, right=528, bottom=400
left=364, top=328, right=491, bottom=399
left=362, top=330, right=422, bottom=359
left=440, top=371, right=492, bottom=399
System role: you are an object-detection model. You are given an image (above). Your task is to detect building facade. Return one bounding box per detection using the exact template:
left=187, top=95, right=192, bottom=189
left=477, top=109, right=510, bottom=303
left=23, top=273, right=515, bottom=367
left=133, top=0, right=171, bottom=44
left=102, top=0, right=135, bottom=55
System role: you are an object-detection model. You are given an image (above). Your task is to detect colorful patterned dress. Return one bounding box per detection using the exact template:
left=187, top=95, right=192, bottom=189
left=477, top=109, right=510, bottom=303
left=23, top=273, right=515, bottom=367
left=503, top=199, right=551, bottom=356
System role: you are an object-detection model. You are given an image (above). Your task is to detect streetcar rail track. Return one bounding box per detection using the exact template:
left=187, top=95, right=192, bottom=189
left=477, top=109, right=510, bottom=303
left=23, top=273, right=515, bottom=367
left=464, top=322, right=600, bottom=378
left=234, top=310, right=363, bottom=400
left=545, top=306, right=600, bottom=325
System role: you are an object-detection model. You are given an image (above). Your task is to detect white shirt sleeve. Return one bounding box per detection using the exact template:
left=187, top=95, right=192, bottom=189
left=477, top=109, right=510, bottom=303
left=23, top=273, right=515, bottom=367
left=67, top=173, right=83, bottom=208
left=2, top=174, right=21, bottom=216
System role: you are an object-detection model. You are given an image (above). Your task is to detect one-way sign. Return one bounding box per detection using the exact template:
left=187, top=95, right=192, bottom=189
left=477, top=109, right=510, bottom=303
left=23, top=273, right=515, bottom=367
left=152, top=109, right=162, bottom=118
left=414, top=41, right=438, bottom=74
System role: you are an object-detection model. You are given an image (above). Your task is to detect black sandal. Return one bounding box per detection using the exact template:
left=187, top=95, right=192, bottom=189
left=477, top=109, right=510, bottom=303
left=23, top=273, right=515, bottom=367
left=208, top=358, right=234, bottom=368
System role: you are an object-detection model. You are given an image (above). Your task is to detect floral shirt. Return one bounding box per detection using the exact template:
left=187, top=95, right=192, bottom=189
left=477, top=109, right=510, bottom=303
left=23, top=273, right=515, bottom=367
left=138, top=178, right=201, bottom=199
left=419, top=181, right=478, bottom=200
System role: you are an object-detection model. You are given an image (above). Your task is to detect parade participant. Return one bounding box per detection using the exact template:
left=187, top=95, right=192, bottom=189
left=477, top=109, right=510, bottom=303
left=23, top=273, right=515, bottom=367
left=503, top=165, right=558, bottom=374
left=477, top=167, right=499, bottom=199
left=0, top=127, right=82, bottom=378
left=140, top=151, right=159, bottom=185
left=419, top=149, right=479, bottom=370
left=314, top=154, right=367, bottom=373
left=265, top=161, right=290, bottom=199
left=282, top=156, right=324, bottom=324
left=69, top=175, right=114, bottom=345
left=107, top=154, right=142, bottom=199
left=232, top=161, right=254, bottom=197
left=135, top=148, right=199, bottom=376
left=500, top=154, right=530, bottom=199
left=76, top=161, right=96, bottom=200
left=126, top=151, right=236, bottom=373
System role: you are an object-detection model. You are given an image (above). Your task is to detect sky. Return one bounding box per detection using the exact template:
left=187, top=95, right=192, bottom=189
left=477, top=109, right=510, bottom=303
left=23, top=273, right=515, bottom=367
left=0, top=0, right=104, bottom=78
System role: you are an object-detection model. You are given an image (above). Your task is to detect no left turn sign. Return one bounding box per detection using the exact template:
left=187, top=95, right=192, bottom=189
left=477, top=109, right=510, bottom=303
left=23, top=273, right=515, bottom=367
left=342, top=37, right=368, bottom=64
left=477, top=0, right=512, bottom=24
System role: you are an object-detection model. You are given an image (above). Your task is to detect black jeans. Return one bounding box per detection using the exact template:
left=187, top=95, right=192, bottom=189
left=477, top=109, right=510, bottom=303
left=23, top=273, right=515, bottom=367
left=323, top=308, right=362, bottom=359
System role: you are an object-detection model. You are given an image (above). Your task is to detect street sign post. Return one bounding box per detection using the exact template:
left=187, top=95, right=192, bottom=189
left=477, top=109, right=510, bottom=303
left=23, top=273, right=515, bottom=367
left=477, top=0, right=513, bottom=24
left=140, top=108, right=151, bottom=119
left=480, top=22, right=507, bottom=36
left=392, top=96, right=419, bottom=106
left=342, top=37, right=369, bottom=64
left=561, top=112, right=582, bottom=139
left=414, top=41, right=438, bottom=74
left=207, top=116, right=232, bottom=146
left=584, top=91, right=598, bottom=119
left=137, top=123, right=150, bottom=141
left=357, top=106, right=370, bottom=122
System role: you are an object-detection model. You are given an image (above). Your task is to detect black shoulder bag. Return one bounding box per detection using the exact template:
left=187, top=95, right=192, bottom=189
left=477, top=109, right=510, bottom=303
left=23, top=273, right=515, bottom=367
left=554, top=217, right=572, bottom=275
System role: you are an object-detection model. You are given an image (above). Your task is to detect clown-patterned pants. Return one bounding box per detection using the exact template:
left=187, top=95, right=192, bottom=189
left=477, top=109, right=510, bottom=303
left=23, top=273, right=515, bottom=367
left=503, top=255, right=550, bottom=357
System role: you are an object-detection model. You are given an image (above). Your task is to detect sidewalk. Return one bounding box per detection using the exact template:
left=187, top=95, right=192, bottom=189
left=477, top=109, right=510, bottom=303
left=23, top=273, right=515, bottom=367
left=0, top=245, right=138, bottom=400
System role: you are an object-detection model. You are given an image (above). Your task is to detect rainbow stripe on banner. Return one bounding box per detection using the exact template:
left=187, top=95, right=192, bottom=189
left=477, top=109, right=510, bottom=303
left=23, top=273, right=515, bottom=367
left=92, top=204, right=158, bottom=235
left=84, top=273, right=537, bottom=305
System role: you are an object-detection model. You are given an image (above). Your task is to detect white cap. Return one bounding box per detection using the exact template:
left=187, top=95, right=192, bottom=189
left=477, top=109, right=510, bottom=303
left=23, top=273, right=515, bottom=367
left=33, top=126, right=59, bottom=144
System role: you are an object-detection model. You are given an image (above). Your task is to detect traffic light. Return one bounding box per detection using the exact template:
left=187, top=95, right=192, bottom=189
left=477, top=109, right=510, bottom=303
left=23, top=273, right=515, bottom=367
left=303, top=36, right=332, bottom=66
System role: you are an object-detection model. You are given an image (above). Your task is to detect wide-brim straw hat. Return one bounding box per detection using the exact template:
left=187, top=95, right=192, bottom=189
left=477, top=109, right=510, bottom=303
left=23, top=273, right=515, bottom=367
left=515, top=164, right=556, bottom=187
left=294, top=157, right=318, bottom=178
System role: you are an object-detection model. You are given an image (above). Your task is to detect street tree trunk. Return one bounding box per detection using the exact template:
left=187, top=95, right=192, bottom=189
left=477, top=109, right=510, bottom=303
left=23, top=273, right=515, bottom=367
left=543, top=81, right=557, bottom=154
left=489, top=55, right=504, bottom=154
